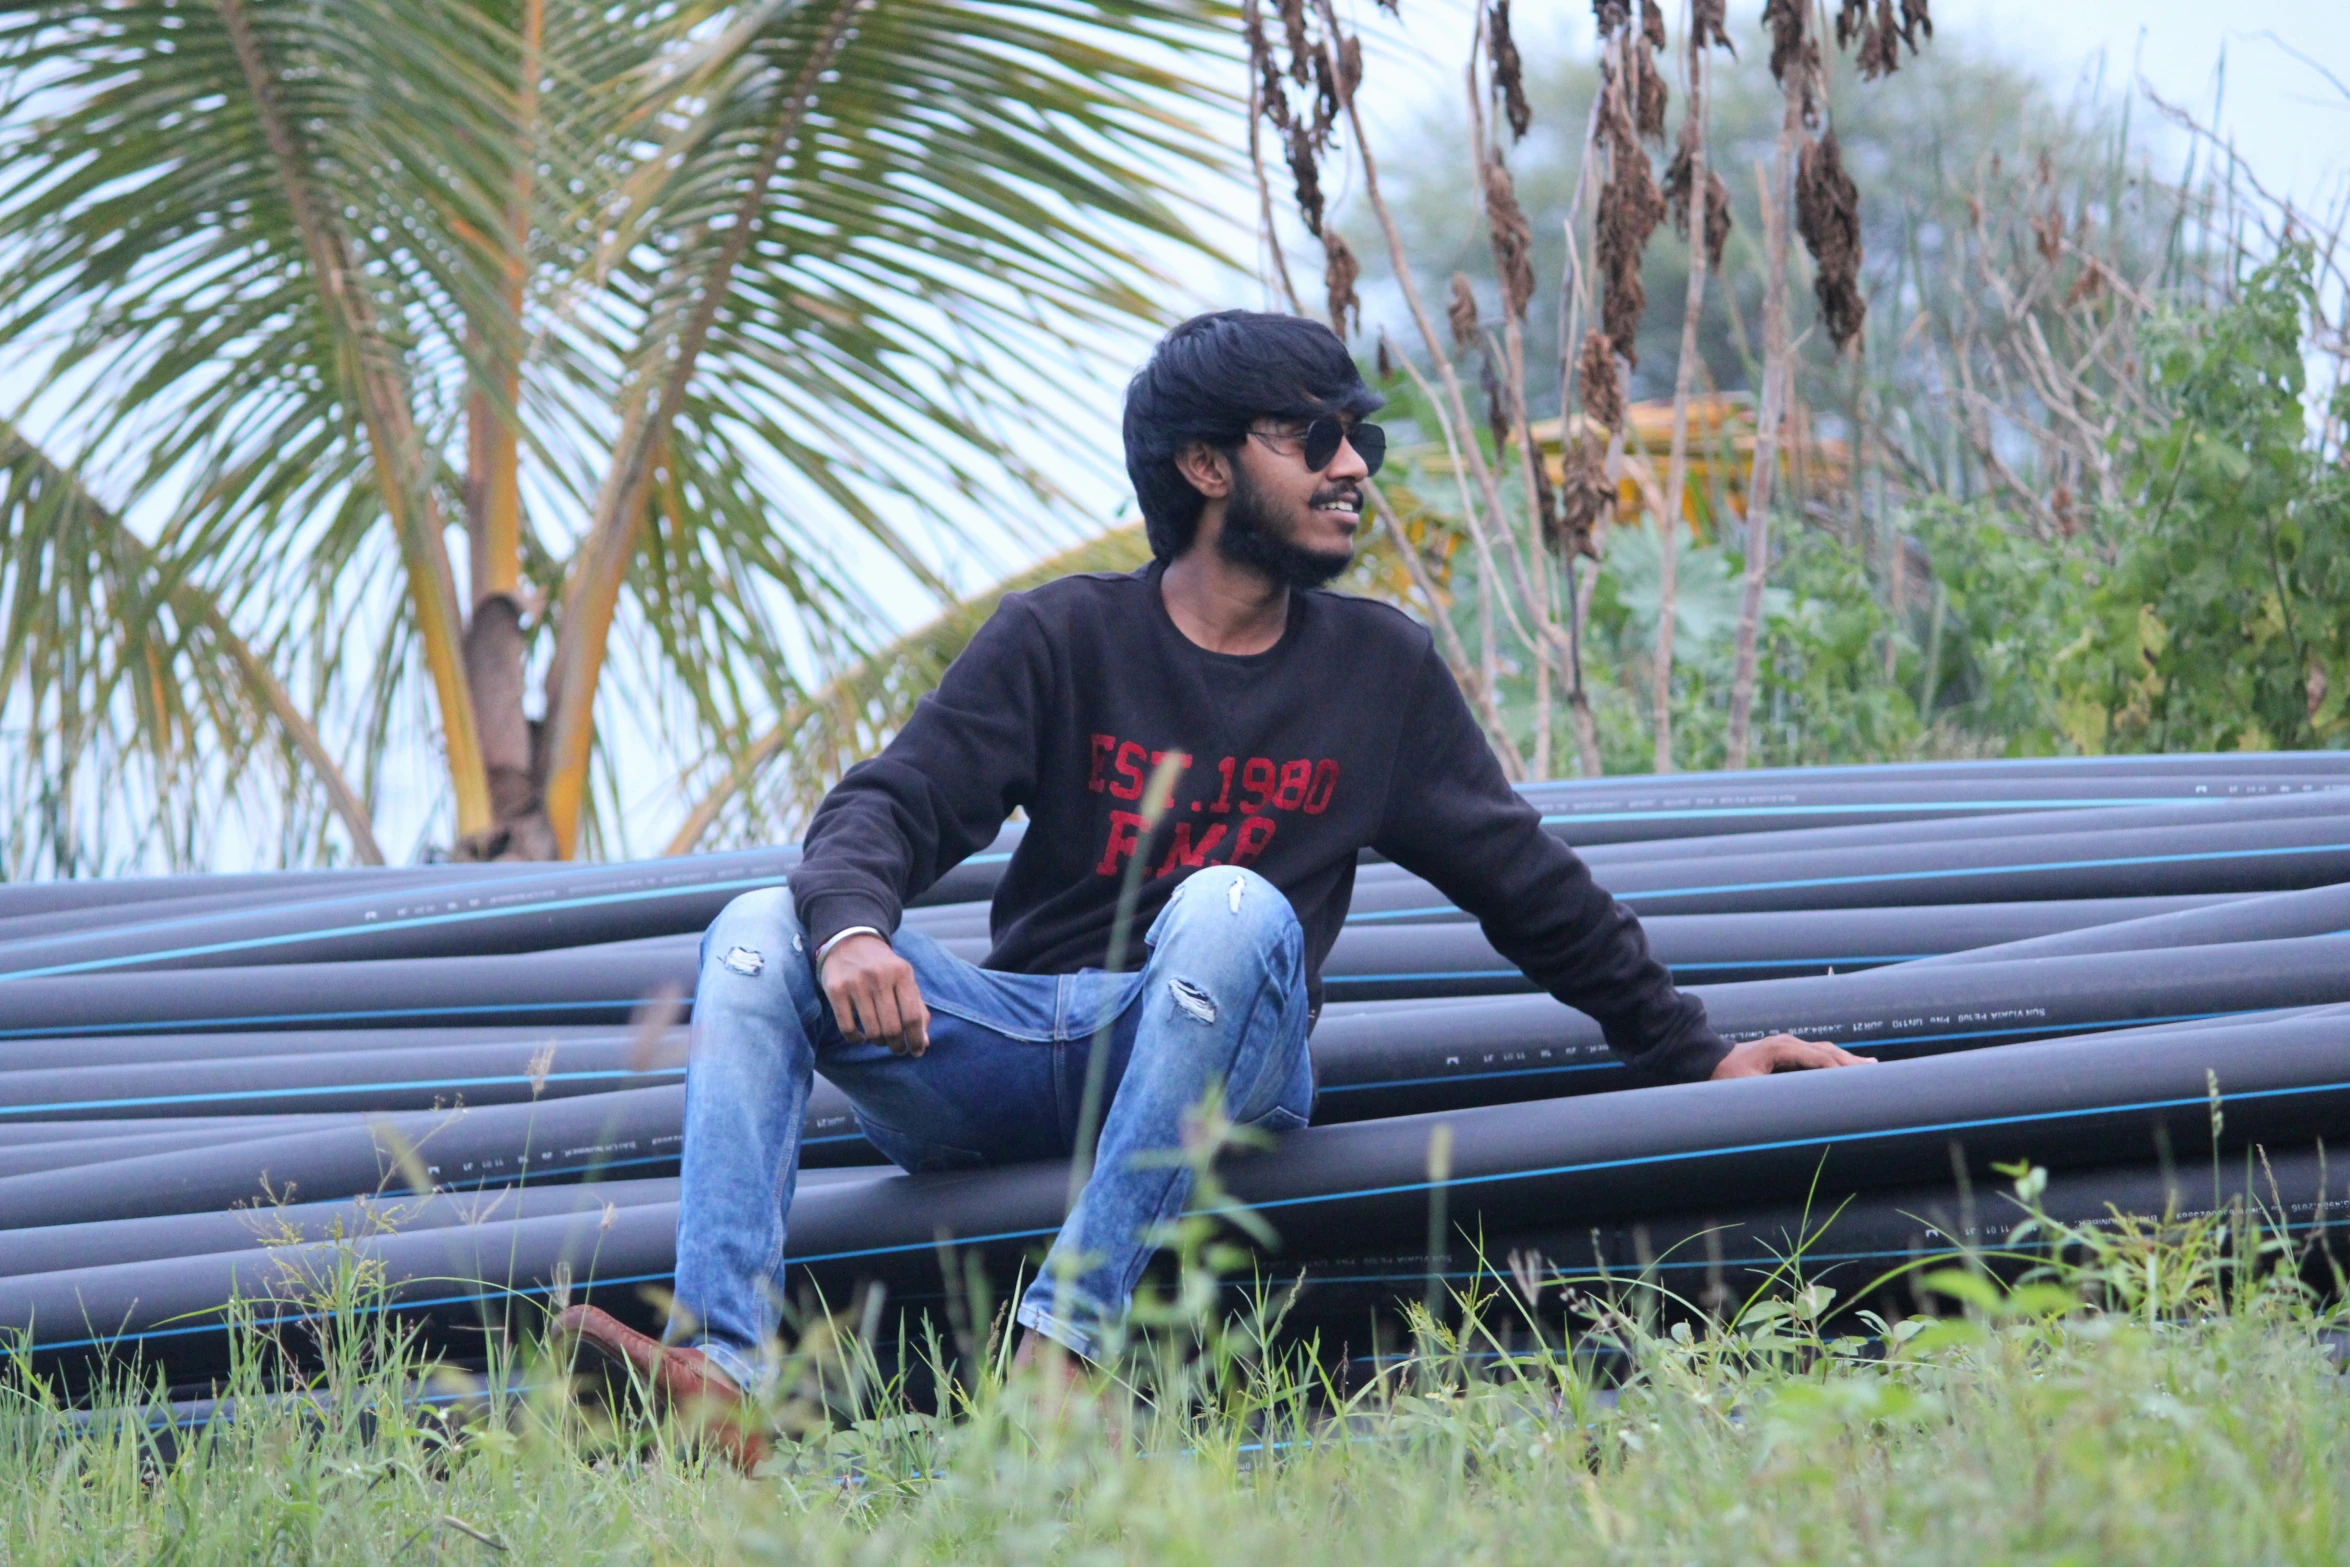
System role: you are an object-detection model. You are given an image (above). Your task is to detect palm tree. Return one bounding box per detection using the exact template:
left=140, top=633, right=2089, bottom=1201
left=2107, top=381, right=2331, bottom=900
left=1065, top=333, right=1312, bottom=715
left=0, top=0, right=1227, bottom=871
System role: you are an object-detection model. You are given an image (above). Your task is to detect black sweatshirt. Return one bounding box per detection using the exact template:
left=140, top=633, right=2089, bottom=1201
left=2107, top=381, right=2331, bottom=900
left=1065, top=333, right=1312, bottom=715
left=792, top=561, right=1728, bottom=1082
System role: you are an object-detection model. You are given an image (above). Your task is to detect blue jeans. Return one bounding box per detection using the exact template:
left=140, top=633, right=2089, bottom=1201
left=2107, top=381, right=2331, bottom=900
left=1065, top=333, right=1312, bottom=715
left=669, top=866, right=1315, bottom=1384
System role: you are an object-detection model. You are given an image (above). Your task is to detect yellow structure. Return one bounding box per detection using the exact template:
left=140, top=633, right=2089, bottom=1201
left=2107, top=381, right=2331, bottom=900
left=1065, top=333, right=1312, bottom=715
left=1453, top=395, right=1852, bottom=542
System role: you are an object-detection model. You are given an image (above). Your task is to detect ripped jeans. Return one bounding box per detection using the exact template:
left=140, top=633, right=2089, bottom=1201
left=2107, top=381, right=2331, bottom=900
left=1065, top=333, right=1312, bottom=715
left=670, top=866, right=1315, bottom=1382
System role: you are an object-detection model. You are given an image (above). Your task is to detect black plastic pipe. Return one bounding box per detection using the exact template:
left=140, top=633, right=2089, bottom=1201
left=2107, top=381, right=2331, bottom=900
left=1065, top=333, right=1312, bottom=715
left=6, top=904, right=2339, bottom=1137
left=1399, top=775, right=2350, bottom=860
left=0, top=1038, right=680, bottom=1121
left=7, top=1009, right=2343, bottom=1375
left=1570, top=786, right=2350, bottom=867
left=0, top=943, right=692, bottom=1039
left=0, top=1114, right=346, bottom=1147
left=1516, top=752, right=2350, bottom=792
left=1320, top=894, right=2228, bottom=999
left=11, top=924, right=2346, bottom=1233
left=1919, top=880, right=2350, bottom=968
left=0, top=887, right=2243, bottom=1046
left=0, top=1177, right=684, bottom=1279
left=1306, top=929, right=2350, bottom=1117
left=769, top=1007, right=2350, bottom=1305
left=0, top=1024, right=674, bottom=1075
left=0, top=864, right=544, bottom=924
left=1275, top=1143, right=2350, bottom=1333
left=0, top=1086, right=688, bottom=1231
left=0, top=849, right=808, bottom=981
left=11, top=786, right=2345, bottom=970
left=0, top=1123, right=362, bottom=1179
left=1344, top=809, right=2350, bottom=924
left=28, top=925, right=2338, bottom=1176
left=10, top=752, right=2346, bottom=929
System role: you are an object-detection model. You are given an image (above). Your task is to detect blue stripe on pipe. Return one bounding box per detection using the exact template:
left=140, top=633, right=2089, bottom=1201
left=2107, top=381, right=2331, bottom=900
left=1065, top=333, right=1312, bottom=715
left=0, top=1000, right=639, bottom=1042
left=1347, top=840, right=2350, bottom=923
left=1320, top=955, right=1931, bottom=987
left=1237, top=1076, right=2350, bottom=1215
left=1312, top=1008, right=2257, bottom=1095
left=0, top=1066, right=690, bottom=1118
left=1534, top=796, right=2254, bottom=825
left=0, top=873, right=793, bottom=982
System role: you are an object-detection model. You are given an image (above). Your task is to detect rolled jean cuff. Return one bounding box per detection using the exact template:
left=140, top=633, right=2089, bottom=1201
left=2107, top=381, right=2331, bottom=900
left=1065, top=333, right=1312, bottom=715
left=688, top=1336, right=767, bottom=1398
left=1013, top=1299, right=1103, bottom=1362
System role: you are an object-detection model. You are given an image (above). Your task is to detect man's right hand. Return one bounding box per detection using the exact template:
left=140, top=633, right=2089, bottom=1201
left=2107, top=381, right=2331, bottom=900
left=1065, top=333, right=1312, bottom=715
left=818, top=932, right=931, bottom=1056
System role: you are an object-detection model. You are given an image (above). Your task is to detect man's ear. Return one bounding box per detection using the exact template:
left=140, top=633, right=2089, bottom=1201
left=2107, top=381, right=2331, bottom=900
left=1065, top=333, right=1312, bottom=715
left=1173, top=440, right=1232, bottom=499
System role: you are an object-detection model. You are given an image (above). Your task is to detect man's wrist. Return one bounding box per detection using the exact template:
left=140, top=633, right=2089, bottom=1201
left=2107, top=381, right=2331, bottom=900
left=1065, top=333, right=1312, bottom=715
left=813, top=926, right=885, bottom=969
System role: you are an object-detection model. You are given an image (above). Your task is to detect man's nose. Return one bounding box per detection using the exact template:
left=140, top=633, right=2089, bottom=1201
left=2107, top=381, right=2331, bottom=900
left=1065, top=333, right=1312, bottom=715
left=1327, top=436, right=1370, bottom=481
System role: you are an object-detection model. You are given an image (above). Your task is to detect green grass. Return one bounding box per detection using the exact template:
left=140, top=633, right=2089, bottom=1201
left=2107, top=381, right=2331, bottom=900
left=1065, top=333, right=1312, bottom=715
left=6, top=1168, right=2348, bottom=1565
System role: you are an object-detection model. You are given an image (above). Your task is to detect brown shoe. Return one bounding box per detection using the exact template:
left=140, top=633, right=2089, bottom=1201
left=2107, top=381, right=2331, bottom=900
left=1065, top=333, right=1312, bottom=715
left=550, top=1304, right=770, bottom=1471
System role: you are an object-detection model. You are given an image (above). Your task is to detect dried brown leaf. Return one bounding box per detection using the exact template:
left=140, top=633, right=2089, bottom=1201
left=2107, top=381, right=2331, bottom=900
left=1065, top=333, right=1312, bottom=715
left=2063, top=255, right=2107, bottom=309
left=1630, top=38, right=1669, bottom=141
left=1337, top=31, right=1363, bottom=102
left=1277, top=0, right=1311, bottom=84
left=1690, top=0, right=1732, bottom=55
left=1640, top=0, right=1666, bottom=51
left=1552, top=436, right=1612, bottom=557
left=1325, top=229, right=1361, bottom=337
left=1310, top=43, right=1341, bottom=137
left=1762, top=0, right=1823, bottom=122
left=1487, top=0, right=1532, bottom=139
left=1701, top=168, right=1732, bottom=272
left=1763, top=0, right=1805, bottom=79
left=1249, top=5, right=1293, bottom=134
left=1577, top=328, right=1625, bottom=433
left=1484, top=161, right=1537, bottom=319
left=1596, top=67, right=1665, bottom=363
left=2033, top=202, right=2065, bottom=263
left=1836, top=0, right=1930, bottom=78
left=1592, top=0, right=1629, bottom=40
left=1796, top=129, right=1866, bottom=352
left=1663, top=130, right=1732, bottom=272
left=1448, top=272, right=1480, bottom=349
left=1286, top=120, right=1325, bottom=236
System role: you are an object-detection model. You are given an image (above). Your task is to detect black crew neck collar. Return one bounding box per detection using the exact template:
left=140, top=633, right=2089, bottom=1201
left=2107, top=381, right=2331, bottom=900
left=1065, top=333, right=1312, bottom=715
left=1145, top=556, right=1304, bottom=667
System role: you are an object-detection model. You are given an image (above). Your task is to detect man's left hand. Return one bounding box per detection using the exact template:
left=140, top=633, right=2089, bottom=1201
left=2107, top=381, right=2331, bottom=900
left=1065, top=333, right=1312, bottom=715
left=1709, top=1033, right=1876, bottom=1079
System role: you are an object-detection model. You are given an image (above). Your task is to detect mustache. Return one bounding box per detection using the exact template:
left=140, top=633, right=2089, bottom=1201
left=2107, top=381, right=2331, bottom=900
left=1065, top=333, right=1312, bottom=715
left=1309, top=484, right=1363, bottom=508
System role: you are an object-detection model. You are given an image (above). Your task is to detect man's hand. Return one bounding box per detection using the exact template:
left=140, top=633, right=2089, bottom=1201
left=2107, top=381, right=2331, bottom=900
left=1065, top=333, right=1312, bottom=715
left=819, top=933, right=931, bottom=1056
left=1709, top=1033, right=1876, bottom=1080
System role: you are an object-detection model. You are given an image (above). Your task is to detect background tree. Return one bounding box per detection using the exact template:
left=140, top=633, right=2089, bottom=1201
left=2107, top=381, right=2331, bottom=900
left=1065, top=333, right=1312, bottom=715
left=0, top=0, right=1227, bottom=873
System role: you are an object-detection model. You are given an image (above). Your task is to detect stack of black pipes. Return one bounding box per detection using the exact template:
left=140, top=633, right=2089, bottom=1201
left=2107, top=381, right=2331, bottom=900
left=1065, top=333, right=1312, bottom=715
left=7, top=753, right=2350, bottom=1395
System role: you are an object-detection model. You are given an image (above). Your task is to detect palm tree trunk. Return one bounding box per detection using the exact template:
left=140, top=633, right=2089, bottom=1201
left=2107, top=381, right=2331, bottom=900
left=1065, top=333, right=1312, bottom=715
left=459, top=0, right=553, bottom=861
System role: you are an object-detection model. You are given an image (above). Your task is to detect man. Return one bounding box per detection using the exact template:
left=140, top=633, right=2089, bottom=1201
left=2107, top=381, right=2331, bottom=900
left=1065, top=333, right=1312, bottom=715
left=558, top=311, right=1865, bottom=1458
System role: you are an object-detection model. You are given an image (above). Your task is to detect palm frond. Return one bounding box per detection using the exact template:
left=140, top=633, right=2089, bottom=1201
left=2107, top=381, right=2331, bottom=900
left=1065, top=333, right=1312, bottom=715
left=0, top=419, right=381, bottom=874
left=0, top=0, right=1235, bottom=864
left=666, top=522, right=1153, bottom=854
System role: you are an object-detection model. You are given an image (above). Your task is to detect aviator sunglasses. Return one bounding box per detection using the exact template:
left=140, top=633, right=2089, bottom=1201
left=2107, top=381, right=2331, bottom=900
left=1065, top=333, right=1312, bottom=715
left=1249, top=416, right=1386, bottom=477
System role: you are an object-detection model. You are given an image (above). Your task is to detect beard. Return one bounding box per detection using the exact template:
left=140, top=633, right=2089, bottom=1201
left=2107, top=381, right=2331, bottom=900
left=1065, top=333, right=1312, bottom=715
left=1215, top=460, right=1356, bottom=591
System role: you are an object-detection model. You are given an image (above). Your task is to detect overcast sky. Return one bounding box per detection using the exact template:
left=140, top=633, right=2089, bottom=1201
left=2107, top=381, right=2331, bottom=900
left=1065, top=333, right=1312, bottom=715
left=1931, top=0, right=2347, bottom=215
left=1353, top=0, right=2350, bottom=214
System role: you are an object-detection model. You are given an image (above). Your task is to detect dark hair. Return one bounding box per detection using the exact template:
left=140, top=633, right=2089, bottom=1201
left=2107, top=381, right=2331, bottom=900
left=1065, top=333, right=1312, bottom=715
left=1122, top=311, right=1384, bottom=559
